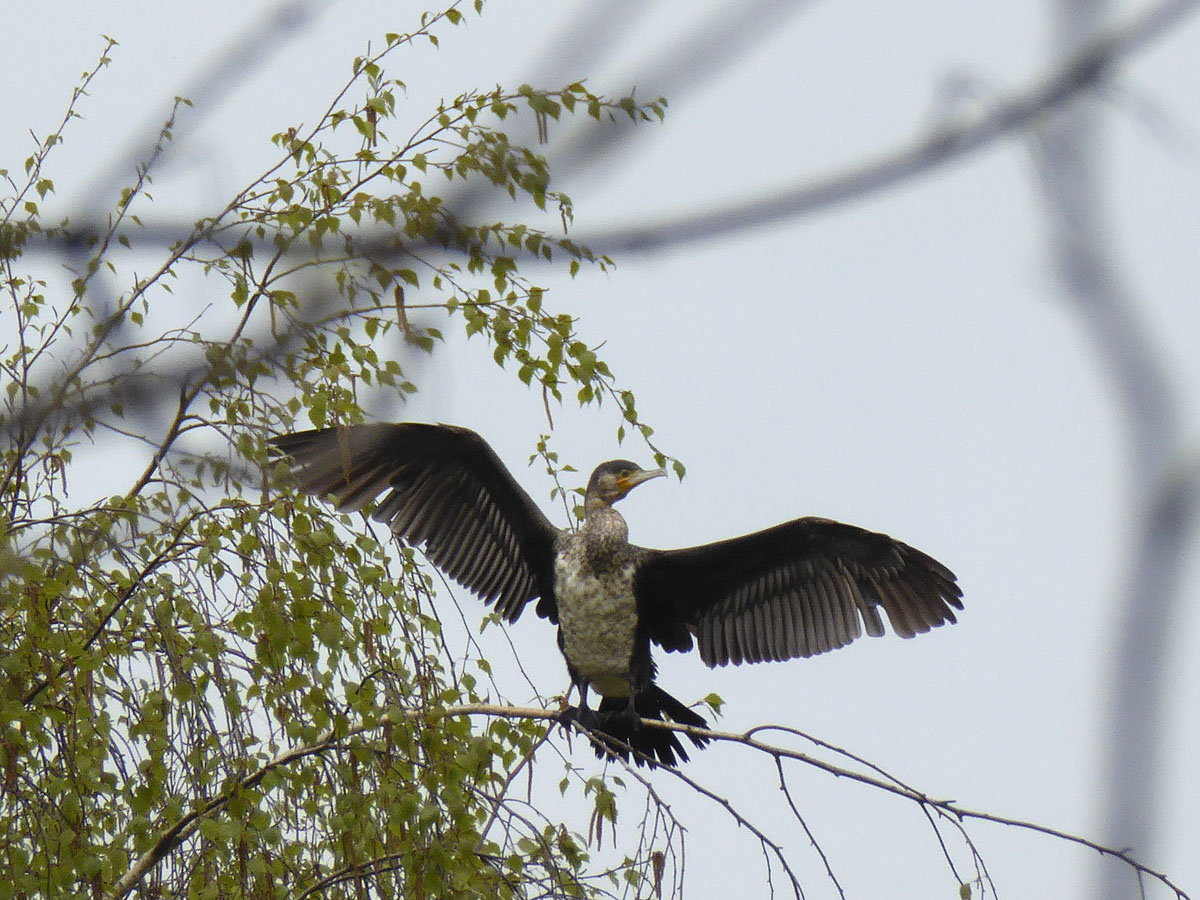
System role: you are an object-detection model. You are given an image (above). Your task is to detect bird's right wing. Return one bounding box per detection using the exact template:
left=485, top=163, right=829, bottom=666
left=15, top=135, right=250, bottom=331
left=269, top=423, right=561, bottom=622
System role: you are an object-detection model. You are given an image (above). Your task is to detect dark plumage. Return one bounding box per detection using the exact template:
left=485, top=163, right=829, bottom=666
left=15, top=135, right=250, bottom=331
left=269, top=423, right=963, bottom=767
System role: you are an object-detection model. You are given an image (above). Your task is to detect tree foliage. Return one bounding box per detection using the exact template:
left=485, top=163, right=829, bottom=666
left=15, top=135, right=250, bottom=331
left=0, top=5, right=673, bottom=898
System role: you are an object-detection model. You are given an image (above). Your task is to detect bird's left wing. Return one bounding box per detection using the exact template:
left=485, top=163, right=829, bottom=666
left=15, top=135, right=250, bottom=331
left=269, top=424, right=561, bottom=622
left=634, top=517, right=962, bottom=666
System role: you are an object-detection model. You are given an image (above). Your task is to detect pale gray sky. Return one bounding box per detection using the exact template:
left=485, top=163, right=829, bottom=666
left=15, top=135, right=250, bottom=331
left=5, top=2, right=1199, bottom=897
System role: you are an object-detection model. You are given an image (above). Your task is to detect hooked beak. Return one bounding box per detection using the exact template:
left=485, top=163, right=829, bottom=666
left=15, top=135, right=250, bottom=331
left=620, top=467, right=667, bottom=492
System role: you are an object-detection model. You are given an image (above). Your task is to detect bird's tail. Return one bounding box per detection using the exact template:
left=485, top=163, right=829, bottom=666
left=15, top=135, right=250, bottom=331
left=592, top=685, right=710, bottom=768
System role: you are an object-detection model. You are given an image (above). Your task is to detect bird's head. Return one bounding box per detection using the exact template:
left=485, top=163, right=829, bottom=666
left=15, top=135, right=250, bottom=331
left=584, top=460, right=666, bottom=514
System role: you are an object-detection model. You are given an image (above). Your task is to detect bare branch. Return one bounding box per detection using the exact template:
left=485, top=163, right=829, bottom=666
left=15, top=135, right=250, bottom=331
left=773, top=757, right=846, bottom=900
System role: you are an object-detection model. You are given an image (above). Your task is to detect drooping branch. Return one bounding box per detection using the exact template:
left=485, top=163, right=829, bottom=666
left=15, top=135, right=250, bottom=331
left=653, top=717, right=1190, bottom=900
left=108, top=702, right=1193, bottom=900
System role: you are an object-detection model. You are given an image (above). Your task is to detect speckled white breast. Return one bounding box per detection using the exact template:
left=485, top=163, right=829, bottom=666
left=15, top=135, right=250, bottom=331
left=554, top=530, right=638, bottom=698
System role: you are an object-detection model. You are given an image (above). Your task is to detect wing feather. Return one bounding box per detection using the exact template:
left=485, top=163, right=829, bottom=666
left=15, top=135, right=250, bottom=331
left=270, top=423, right=560, bottom=621
left=798, top=582, right=818, bottom=656
left=635, top=516, right=961, bottom=667
left=778, top=590, right=798, bottom=659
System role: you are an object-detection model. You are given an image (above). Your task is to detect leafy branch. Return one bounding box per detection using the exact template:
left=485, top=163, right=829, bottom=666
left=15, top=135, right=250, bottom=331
left=105, top=700, right=1191, bottom=900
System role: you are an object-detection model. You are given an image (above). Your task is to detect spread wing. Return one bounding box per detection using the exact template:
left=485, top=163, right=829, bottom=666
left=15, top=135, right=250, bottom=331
left=634, top=517, right=962, bottom=666
left=269, top=423, right=561, bottom=622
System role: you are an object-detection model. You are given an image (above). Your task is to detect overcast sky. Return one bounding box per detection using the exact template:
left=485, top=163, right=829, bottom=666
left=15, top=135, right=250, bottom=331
left=5, top=2, right=1200, bottom=897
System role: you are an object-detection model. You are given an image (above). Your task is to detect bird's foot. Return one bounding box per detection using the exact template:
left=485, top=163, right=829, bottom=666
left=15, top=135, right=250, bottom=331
left=599, top=702, right=643, bottom=734
left=557, top=705, right=600, bottom=730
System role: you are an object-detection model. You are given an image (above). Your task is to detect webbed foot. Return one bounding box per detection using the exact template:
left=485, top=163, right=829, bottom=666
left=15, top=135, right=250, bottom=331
left=598, top=699, right=643, bottom=734
left=557, top=705, right=600, bottom=730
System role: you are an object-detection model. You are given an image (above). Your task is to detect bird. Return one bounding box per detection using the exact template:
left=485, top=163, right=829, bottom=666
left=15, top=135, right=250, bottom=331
left=269, top=422, right=963, bottom=767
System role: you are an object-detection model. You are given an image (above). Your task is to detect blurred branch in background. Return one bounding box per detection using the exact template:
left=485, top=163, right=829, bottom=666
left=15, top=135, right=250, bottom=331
left=13, top=0, right=1193, bottom=262
left=1031, top=1, right=1200, bottom=897
left=582, top=0, right=1197, bottom=253
left=5, top=0, right=1194, bottom=450
left=75, top=0, right=327, bottom=217
left=11, top=0, right=1190, bottom=264
left=525, top=0, right=816, bottom=188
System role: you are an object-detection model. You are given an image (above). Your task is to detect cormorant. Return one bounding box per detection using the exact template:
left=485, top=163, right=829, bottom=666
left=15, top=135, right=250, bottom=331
left=269, top=423, right=962, bottom=767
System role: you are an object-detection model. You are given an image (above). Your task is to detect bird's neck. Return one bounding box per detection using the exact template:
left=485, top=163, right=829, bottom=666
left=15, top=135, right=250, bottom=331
left=584, top=495, right=613, bottom=518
